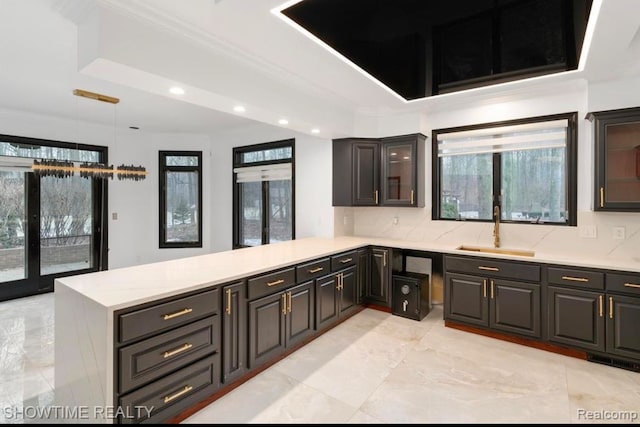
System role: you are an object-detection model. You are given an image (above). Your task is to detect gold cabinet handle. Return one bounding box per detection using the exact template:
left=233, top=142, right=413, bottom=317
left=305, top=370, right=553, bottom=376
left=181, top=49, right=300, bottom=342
left=287, top=291, right=292, bottom=313
left=609, top=296, right=613, bottom=319
left=490, top=280, right=494, bottom=299
left=308, top=267, right=324, bottom=273
left=478, top=266, right=499, bottom=272
left=483, top=279, right=487, bottom=298
left=267, top=279, right=285, bottom=287
left=226, top=289, right=231, bottom=315
left=383, top=251, right=387, bottom=267
left=374, top=190, right=379, bottom=204
left=410, top=189, right=414, bottom=204
left=163, top=308, right=193, bottom=320
left=336, top=273, right=342, bottom=290
left=282, top=293, right=287, bottom=315
left=164, top=385, right=193, bottom=404
left=340, top=258, right=353, bottom=264
left=599, top=295, right=603, bottom=317
left=340, top=273, right=344, bottom=290
left=561, top=276, right=589, bottom=283
left=163, top=343, right=193, bottom=359
left=624, top=282, right=640, bottom=289
left=600, top=187, right=604, bottom=208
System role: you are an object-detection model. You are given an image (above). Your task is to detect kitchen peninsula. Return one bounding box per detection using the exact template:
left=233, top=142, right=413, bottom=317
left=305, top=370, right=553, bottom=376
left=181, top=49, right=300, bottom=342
left=54, top=236, right=640, bottom=423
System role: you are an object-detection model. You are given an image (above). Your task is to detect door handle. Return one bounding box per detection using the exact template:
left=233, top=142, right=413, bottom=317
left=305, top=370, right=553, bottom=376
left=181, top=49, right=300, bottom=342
left=226, top=288, right=231, bottom=315
left=483, top=279, right=487, bottom=298
left=287, top=291, right=292, bottom=313
left=282, top=293, right=287, bottom=315
left=490, top=280, right=494, bottom=299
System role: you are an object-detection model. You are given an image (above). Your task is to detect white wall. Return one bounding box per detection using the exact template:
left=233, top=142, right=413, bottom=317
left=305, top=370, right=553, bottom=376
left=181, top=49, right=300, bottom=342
left=349, top=76, right=640, bottom=265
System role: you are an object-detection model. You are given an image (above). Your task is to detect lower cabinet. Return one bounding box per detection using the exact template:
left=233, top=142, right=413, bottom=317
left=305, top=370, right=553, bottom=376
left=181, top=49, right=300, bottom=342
left=221, top=281, right=247, bottom=384
left=547, top=286, right=605, bottom=352
left=445, top=272, right=541, bottom=338
left=316, top=265, right=358, bottom=330
left=357, top=248, right=370, bottom=304
left=367, top=247, right=391, bottom=307
left=606, top=294, right=640, bottom=360
left=248, top=281, right=315, bottom=369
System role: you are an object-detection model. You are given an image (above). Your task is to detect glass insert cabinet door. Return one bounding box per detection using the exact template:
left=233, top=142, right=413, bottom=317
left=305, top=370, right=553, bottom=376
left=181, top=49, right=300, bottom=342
left=382, top=139, right=417, bottom=206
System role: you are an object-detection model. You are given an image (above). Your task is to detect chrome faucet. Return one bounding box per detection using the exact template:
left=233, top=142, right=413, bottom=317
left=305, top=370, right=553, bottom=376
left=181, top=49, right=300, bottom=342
left=493, top=205, right=500, bottom=248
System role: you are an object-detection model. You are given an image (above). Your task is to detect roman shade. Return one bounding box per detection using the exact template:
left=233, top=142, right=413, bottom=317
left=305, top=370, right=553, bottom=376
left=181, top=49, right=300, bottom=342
left=233, top=163, right=292, bottom=183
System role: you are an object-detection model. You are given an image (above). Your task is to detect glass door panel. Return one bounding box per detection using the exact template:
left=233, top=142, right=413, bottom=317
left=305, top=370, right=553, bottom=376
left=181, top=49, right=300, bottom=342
left=240, top=181, right=263, bottom=247
left=0, top=171, right=26, bottom=283
left=384, top=143, right=414, bottom=204
left=268, top=180, right=292, bottom=244
left=40, top=176, right=93, bottom=275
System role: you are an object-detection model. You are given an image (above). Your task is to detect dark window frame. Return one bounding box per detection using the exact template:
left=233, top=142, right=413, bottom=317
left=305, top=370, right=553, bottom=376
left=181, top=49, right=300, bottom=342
left=432, top=112, right=578, bottom=226
left=232, top=139, right=295, bottom=249
left=159, top=150, right=203, bottom=249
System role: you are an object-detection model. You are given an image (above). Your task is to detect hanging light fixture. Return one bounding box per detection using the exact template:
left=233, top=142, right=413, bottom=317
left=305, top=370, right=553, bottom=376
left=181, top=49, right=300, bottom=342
left=29, top=89, right=148, bottom=181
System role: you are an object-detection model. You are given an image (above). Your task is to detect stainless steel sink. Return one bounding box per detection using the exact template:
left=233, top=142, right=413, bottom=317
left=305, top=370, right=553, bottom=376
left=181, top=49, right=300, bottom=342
left=456, top=244, right=535, bottom=257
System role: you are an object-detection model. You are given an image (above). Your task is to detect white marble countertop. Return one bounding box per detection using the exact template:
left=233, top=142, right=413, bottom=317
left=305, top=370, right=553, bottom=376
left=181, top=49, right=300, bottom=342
left=55, top=235, right=640, bottom=311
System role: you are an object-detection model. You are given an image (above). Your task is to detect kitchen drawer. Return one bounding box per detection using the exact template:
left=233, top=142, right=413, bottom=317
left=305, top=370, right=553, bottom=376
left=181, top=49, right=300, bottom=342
left=548, top=267, right=604, bottom=290
left=119, top=316, right=219, bottom=394
left=331, top=250, right=358, bottom=272
left=445, top=255, right=540, bottom=282
left=607, top=272, right=640, bottom=296
left=247, top=267, right=296, bottom=301
left=296, top=258, right=331, bottom=283
left=118, top=288, right=219, bottom=344
left=118, top=354, right=219, bottom=424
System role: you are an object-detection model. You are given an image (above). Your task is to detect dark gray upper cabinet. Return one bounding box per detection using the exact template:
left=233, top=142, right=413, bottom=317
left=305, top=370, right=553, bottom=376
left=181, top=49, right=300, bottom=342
left=332, top=134, right=425, bottom=207
left=588, top=106, right=640, bottom=211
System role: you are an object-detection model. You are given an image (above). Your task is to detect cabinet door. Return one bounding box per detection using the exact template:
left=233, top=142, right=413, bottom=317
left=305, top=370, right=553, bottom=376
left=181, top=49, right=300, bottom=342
left=381, top=137, right=417, bottom=206
left=221, top=281, right=246, bottom=384
left=353, top=142, right=380, bottom=206
left=286, top=282, right=315, bottom=348
left=316, top=273, right=339, bottom=330
left=445, top=273, right=488, bottom=327
left=339, top=266, right=358, bottom=317
left=490, top=279, right=540, bottom=338
left=547, top=286, right=605, bottom=352
left=248, top=292, right=286, bottom=369
left=368, top=248, right=391, bottom=306
left=606, top=294, right=640, bottom=360
left=593, top=109, right=640, bottom=211
left=357, top=248, right=370, bottom=305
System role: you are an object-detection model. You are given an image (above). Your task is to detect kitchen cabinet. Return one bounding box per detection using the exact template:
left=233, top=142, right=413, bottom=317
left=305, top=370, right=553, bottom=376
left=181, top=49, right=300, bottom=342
left=547, top=266, right=605, bottom=352
left=605, top=272, right=640, bottom=360
left=221, top=281, right=246, bottom=384
left=367, top=247, right=392, bottom=307
left=317, top=251, right=359, bottom=330
left=248, top=281, right=315, bottom=369
left=380, top=134, right=425, bottom=207
left=444, top=255, right=541, bottom=338
left=332, top=134, right=425, bottom=207
left=588, top=106, right=640, bottom=211
left=357, top=247, right=370, bottom=304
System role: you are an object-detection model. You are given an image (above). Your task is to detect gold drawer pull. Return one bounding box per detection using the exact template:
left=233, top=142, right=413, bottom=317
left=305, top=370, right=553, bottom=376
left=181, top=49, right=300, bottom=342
left=267, top=279, right=285, bottom=287
left=561, top=276, right=589, bottom=283
left=410, top=189, right=414, bottom=204
left=624, top=282, right=640, bottom=289
left=226, top=289, right=232, bottom=315
left=478, top=266, right=499, bottom=272
left=609, top=296, right=613, bottom=319
left=599, top=295, right=603, bottom=318
left=163, top=385, right=193, bottom=404
left=483, top=279, right=487, bottom=298
left=163, top=343, right=193, bottom=359
left=340, top=258, right=353, bottom=264
left=600, top=187, right=604, bottom=208
left=287, top=291, right=292, bottom=313
left=163, top=308, right=193, bottom=320
left=308, top=267, right=324, bottom=273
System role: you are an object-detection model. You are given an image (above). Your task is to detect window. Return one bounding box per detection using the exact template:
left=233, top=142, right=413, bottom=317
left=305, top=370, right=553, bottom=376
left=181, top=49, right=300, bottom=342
left=233, top=140, right=294, bottom=248
left=159, top=151, right=202, bottom=248
left=433, top=113, right=577, bottom=226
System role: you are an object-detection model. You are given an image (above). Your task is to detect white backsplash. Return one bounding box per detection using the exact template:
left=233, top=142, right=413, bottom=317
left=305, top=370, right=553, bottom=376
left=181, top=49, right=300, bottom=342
left=348, top=207, right=640, bottom=264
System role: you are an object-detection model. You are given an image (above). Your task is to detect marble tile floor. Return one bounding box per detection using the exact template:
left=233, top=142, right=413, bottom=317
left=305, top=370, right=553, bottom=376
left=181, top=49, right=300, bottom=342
left=0, top=292, right=638, bottom=424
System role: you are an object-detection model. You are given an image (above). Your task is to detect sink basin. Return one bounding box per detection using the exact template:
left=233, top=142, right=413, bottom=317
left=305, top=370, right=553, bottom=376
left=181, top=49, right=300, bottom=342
left=456, top=245, right=535, bottom=257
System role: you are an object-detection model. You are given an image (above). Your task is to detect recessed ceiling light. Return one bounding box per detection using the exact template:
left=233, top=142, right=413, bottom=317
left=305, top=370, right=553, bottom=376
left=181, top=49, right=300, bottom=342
left=233, top=105, right=246, bottom=113
left=311, top=128, right=320, bottom=134
left=278, top=119, right=289, bottom=125
left=169, top=87, right=185, bottom=95
left=390, top=152, right=397, bottom=156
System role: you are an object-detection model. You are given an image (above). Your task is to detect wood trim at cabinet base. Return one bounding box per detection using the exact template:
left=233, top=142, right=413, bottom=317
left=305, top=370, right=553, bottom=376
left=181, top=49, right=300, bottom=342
left=365, top=303, right=392, bottom=313
left=167, top=305, right=367, bottom=424
left=444, top=320, right=588, bottom=360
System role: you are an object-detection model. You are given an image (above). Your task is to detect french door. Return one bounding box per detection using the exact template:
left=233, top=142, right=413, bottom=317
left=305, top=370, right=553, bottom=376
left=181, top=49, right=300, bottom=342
left=0, top=137, right=107, bottom=302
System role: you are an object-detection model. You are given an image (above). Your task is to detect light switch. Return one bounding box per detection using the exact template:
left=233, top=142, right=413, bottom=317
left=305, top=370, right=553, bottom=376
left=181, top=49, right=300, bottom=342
left=579, top=225, right=597, bottom=238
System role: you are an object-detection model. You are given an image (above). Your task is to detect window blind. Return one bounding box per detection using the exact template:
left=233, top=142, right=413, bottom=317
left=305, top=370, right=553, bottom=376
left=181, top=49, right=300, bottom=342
left=234, top=163, right=292, bottom=183
left=437, top=119, right=568, bottom=157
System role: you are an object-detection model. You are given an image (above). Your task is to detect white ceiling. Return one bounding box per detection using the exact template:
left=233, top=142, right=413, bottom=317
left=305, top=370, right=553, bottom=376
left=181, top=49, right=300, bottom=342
left=1, top=0, right=639, bottom=137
